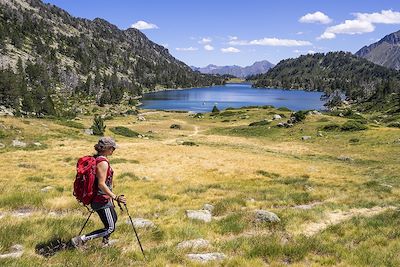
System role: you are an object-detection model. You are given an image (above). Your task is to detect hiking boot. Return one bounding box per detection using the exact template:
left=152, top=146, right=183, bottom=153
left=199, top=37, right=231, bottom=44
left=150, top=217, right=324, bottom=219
left=70, top=236, right=85, bottom=248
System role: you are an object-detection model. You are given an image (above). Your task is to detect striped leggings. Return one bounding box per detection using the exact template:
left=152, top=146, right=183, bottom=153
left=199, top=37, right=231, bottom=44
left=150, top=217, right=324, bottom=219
left=83, top=206, right=117, bottom=241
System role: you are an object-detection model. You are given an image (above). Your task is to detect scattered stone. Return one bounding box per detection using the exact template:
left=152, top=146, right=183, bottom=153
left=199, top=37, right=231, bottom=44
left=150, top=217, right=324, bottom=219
left=254, top=209, right=280, bottom=223
left=203, top=204, right=214, bottom=213
left=317, top=131, right=323, bottom=137
left=0, top=244, right=24, bottom=259
left=293, top=202, right=323, bottom=210
left=240, top=115, right=250, bottom=119
left=0, top=105, right=14, bottom=116
left=141, top=176, right=151, bottom=181
left=186, top=210, right=212, bottom=223
left=0, top=211, right=4, bottom=219
left=272, top=114, right=282, bottom=120
left=337, top=155, right=354, bottom=162
left=177, top=239, right=210, bottom=250
left=84, top=129, right=93, bottom=135
left=186, top=253, right=226, bottom=263
left=12, top=139, right=27, bottom=148
left=170, top=124, right=181, bottom=129
left=33, top=142, right=42, bottom=146
left=380, top=183, right=393, bottom=188
left=12, top=208, right=33, bottom=217
left=304, top=185, right=314, bottom=191
left=126, top=218, right=155, bottom=228
left=373, top=120, right=380, bottom=124
left=301, top=136, right=312, bottom=141
left=312, top=110, right=322, bottom=115
left=41, top=186, right=54, bottom=192
left=0, top=143, right=5, bottom=149
left=137, top=115, right=146, bottom=121
left=338, top=113, right=344, bottom=117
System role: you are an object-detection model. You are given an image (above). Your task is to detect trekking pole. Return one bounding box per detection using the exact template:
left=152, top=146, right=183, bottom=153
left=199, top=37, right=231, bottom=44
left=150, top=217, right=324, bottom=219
left=78, top=210, right=94, bottom=236
left=124, top=203, right=146, bottom=259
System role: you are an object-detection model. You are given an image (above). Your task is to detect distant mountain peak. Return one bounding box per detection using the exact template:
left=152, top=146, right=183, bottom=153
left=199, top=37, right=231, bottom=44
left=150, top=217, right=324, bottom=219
left=192, top=60, right=275, bottom=78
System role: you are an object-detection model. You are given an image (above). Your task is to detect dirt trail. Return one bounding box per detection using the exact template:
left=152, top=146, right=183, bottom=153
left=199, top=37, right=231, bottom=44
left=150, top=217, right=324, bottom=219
left=298, top=206, right=396, bottom=237
left=162, top=119, right=200, bottom=145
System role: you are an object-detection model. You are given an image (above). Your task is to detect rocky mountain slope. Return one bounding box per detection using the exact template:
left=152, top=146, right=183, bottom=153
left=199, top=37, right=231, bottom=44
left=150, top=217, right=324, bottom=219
left=0, top=0, right=224, bottom=115
left=355, top=30, right=400, bottom=70
left=192, top=60, right=274, bottom=78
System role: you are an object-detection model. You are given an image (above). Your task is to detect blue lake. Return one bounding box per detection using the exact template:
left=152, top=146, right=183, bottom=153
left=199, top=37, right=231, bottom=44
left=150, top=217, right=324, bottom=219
left=140, top=83, right=325, bottom=113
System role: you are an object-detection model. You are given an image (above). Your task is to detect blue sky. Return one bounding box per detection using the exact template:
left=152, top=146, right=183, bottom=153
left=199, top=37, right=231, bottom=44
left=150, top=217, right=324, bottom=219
left=43, top=0, right=400, bottom=67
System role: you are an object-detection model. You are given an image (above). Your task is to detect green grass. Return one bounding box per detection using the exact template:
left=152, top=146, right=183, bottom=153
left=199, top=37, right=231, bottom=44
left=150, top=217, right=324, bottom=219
left=110, top=126, right=140, bottom=137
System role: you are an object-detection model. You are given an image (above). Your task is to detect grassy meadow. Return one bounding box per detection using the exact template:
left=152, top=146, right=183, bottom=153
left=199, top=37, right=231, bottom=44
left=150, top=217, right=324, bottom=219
left=0, top=106, right=399, bottom=266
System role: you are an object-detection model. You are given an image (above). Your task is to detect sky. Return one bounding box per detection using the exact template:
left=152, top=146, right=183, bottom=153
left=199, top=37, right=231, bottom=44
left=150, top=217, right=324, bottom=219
left=43, top=0, right=400, bottom=67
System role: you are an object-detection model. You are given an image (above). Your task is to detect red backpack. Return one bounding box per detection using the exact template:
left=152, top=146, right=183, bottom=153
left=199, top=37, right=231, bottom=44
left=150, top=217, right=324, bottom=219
left=73, top=156, right=98, bottom=205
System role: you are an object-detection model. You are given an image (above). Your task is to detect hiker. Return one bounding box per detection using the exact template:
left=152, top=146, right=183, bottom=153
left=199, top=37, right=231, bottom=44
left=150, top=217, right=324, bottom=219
left=71, top=137, right=126, bottom=248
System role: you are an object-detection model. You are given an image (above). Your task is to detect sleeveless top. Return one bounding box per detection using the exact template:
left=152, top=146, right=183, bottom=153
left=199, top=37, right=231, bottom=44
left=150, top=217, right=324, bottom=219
left=91, top=155, right=114, bottom=209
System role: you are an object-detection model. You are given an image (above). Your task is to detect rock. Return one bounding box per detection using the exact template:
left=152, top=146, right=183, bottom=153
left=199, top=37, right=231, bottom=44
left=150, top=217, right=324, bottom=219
left=301, top=136, right=312, bottom=141
left=272, top=114, right=282, bottom=120
left=312, top=110, right=322, bottom=115
left=186, top=253, right=226, bottom=262
left=126, top=218, right=155, bottom=228
left=141, top=176, right=151, bottom=181
left=177, top=239, right=210, bottom=250
left=293, top=202, right=323, bottom=210
left=373, top=120, right=380, bottom=124
left=0, top=143, right=5, bottom=149
left=41, top=186, right=54, bottom=192
left=84, top=129, right=93, bottom=135
left=0, top=105, right=14, bottom=116
left=33, top=142, right=42, bottom=146
left=338, top=113, right=344, bottom=117
left=170, top=124, right=181, bottom=129
left=12, top=140, right=27, bottom=147
left=240, top=115, right=250, bottom=119
left=186, top=210, right=212, bottom=223
left=317, top=131, right=323, bottom=137
left=0, top=211, right=5, bottom=219
left=137, top=115, right=146, bottom=121
left=203, top=204, right=214, bottom=213
left=12, top=208, right=33, bottom=217
left=277, top=122, right=285, bottom=127
left=254, top=209, right=280, bottom=223
left=0, top=244, right=24, bottom=259
left=337, top=155, right=354, bottom=162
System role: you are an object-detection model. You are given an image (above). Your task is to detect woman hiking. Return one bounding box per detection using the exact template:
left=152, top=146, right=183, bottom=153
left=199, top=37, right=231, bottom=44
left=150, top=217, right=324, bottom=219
left=71, top=137, right=126, bottom=248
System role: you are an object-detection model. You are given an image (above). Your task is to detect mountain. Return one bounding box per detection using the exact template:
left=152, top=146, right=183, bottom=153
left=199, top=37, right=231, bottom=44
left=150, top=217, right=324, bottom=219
left=252, top=52, right=400, bottom=103
left=192, top=60, right=274, bottom=78
left=355, top=30, right=400, bottom=70
left=0, top=0, right=224, bottom=115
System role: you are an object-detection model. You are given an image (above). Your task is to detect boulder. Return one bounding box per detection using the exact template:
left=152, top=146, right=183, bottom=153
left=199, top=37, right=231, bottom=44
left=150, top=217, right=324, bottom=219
left=186, top=253, right=226, bottom=263
left=312, top=110, right=322, bottom=115
left=170, top=124, right=181, bottom=129
left=186, top=210, right=212, bottom=223
left=254, top=210, right=280, bottom=223
left=84, top=129, right=93, bottom=135
left=0, top=244, right=23, bottom=259
left=0, top=143, right=5, bottom=149
left=177, top=239, right=210, bottom=250
left=0, top=105, right=14, bottom=116
left=12, top=140, right=27, bottom=148
left=33, top=142, right=42, bottom=146
left=301, top=136, right=312, bottom=141
left=126, top=218, right=155, bottom=228
left=41, top=186, right=54, bottom=192
left=137, top=115, right=146, bottom=121
left=272, top=114, right=282, bottom=120
left=203, top=204, right=214, bottom=213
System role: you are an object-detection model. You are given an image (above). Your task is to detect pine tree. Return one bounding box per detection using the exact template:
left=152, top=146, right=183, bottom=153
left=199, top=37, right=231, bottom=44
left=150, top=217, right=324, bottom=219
left=91, top=115, right=106, bottom=136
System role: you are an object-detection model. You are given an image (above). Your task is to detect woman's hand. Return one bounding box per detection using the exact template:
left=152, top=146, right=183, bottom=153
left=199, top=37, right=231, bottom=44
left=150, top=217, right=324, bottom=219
left=116, top=195, right=127, bottom=204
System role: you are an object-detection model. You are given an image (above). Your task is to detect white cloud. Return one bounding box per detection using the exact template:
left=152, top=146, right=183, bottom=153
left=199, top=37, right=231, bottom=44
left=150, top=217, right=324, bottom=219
left=228, top=36, right=238, bottom=40
left=229, top=37, right=312, bottom=47
left=354, top=10, right=400, bottom=24
left=299, top=11, right=332, bottom=24
left=221, top=47, right=240, bottom=53
left=319, top=10, right=400, bottom=40
left=296, top=31, right=304, bottom=35
left=293, top=49, right=316, bottom=54
left=199, top=37, right=212, bottom=44
left=204, top=44, right=214, bottom=51
left=130, top=20, right=159, bottom=30
left=175, top=47, right=198, bottom=51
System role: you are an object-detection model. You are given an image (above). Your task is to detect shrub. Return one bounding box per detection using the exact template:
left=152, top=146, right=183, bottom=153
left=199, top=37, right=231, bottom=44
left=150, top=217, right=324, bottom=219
left=349, top=138, right=360, bottom=143
left=341, top=121, right=368, bottom=131
left=322, top=123, right=341, bottom=131
left=211, top=105, right=220, bottom=113
left=277, top=107, right=291, bottom=112
left=249, top=120, right=270, bottom=126
left=91, top=115, right=106, bottom=136
left=110, top=126, right=139, bottom=137
left=387, top=122, right=400, bottom=128
left=292, top=110, right=307, bottom=122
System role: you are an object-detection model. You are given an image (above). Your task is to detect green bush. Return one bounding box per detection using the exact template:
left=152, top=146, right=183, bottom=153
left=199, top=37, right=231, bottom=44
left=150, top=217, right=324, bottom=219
left=322, top=123, right=341, bottom=131
left=55, top=120, right=85, bottom=129
left=249, top=120, right=270, bottom=126
left=292, top=110, right=307, bottom=122
left=91, top=115, right=106, bottom=136
left=387, top=122, right=400, bottom=128
left=110, top=126, right=139, bottom=137
left=341, top=121, right=368, bottom=131
left=211, top=105, right=220, bottom=113
left=277, top=107, right=291, bottom=112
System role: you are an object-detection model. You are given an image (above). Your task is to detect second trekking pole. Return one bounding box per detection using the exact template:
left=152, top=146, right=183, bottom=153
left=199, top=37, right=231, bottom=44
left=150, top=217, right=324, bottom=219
left=124, top=203, right=146, bottom=259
